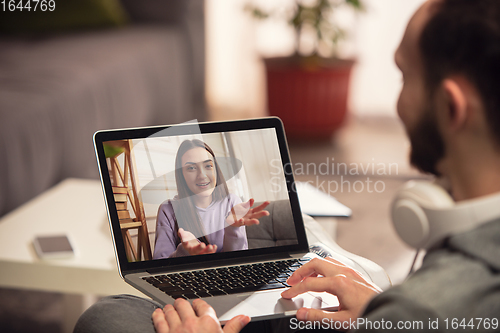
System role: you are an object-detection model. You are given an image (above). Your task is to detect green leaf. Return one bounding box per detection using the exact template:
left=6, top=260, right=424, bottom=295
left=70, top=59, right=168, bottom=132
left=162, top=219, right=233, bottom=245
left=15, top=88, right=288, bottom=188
left=103, top=144, right=124, bottom=159
left=346, top=0, right=364, bottom=10
left=246, top=0, right=365, bottom=56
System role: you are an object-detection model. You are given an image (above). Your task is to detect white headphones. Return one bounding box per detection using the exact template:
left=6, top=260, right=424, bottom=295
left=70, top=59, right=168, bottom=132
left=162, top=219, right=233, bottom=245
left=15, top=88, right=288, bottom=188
left=391, top=180, right=500, bottom=250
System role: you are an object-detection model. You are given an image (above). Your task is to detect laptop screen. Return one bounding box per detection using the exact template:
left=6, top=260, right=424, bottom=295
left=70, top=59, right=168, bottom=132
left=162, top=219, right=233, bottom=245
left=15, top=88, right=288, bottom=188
left=94, top=118, right=308, bottom=272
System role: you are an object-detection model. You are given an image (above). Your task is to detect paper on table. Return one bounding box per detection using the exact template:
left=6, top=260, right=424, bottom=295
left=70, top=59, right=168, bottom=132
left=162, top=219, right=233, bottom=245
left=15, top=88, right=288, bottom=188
left=296, top=181, right=352, bottom=217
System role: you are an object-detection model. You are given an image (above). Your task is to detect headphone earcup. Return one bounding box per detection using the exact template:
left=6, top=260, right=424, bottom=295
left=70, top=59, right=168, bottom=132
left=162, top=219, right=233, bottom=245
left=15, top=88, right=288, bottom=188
left=391, top=181, right=454, bottom=249
left=392, top=199, right=429, bottom=248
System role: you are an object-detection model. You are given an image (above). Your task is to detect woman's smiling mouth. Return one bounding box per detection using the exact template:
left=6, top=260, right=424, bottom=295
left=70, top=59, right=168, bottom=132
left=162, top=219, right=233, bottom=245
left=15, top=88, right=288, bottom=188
left=197, top=182, right=211, bottom=188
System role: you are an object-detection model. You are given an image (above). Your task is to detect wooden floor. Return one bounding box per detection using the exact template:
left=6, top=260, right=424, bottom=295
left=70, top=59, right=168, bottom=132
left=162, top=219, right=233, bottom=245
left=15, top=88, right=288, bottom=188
left=0, top=115, right=429, bottom=331
left=289, top=115, right=430, bottom=285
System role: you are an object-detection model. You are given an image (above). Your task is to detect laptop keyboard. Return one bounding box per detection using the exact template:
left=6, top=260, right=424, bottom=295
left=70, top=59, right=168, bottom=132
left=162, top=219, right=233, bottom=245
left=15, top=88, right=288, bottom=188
left=143, top=258, right=310, bottom=300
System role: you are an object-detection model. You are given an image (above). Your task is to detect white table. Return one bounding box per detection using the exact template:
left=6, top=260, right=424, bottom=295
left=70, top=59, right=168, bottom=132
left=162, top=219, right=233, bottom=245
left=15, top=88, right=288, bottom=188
left=0, top=178, right=142, bottom=332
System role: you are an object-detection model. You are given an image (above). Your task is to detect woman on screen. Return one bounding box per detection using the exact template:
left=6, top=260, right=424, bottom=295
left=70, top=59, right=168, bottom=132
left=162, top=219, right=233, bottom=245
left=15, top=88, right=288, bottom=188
left=153, top=139, right=269, bottom=259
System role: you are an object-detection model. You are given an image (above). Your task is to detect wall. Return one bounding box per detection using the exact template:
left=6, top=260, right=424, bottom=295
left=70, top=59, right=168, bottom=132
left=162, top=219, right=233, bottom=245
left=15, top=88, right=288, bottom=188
left=205, top=0, right=426, bottom=118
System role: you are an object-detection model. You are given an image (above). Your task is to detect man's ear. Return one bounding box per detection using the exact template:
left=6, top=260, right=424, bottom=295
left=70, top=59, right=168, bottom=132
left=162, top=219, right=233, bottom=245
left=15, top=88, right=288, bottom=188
left=441, top=78, right=467, bottom=131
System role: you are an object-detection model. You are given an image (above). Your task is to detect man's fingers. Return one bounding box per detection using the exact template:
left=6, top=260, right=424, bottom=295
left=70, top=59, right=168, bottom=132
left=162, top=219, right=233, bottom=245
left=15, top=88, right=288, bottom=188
left=286, top=258, right=328, bottom=285
left=322, top=257, right=380, bottom=290
left=323, top=257, right=364, bottom=280
left=173, top=298, right=196, bottom=321
left=281, top=275, right=343, bottom=299
left=163, top=304, right=181, bottom=328
left=287, top=257, right=348, bottom=285
left=192, top=299, right=218, bottom=321
left=283, top=274, right=365, bottom=302
left=324, top=257, right=345, bottom=266
left=152, top=308, right=169, bottom=333
left=191, top=299, right=214, bottom=315
left=223, top=315, right=251, bottom=333
left=297, top=307, right=335, bottom=321
left=155, top=300, right=250, bottom=333
left=296, top=307, right=353, bottom=326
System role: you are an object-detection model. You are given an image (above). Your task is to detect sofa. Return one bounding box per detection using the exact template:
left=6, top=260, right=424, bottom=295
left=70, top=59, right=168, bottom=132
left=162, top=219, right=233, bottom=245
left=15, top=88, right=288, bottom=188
left=246, top=200, right=298, bottom=249
left=0, top=0, right=206, bottom=217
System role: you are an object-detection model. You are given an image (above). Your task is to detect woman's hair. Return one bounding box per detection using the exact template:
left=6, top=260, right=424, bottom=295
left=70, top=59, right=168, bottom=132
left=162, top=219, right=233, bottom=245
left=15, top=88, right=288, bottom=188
left=171, top=139, right=229, bottom=245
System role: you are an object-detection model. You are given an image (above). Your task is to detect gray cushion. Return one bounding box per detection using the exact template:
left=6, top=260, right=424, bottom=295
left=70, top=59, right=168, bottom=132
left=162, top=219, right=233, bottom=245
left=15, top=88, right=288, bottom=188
left=247, top=200, right=298, bottom=249
left=0, top=26, right=190, bottom=216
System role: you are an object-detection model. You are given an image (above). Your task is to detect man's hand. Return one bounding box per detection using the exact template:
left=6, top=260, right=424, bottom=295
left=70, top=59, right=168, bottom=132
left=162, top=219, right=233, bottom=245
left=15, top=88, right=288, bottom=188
left=227, top=199, right=270, bottom=227
left=152, top=298, right=250, bottom=333
left=281, top=257, right=381, bottom=330
left=178, top=228, right=217, bottom=255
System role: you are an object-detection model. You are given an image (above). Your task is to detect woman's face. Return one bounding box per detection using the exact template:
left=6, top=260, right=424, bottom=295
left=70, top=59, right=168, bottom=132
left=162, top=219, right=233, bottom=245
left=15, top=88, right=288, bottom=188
left=181, top=147, right=217, bottom=199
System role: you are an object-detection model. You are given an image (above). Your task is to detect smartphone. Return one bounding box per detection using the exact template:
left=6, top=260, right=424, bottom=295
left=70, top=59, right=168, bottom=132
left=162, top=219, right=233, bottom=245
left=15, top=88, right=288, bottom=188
left=33, top=235, right=75, bottom=259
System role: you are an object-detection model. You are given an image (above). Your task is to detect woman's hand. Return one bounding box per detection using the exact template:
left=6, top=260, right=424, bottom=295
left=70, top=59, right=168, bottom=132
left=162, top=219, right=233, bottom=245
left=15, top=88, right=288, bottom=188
left=281, top=257, right=382, bottom=331
left=152, top=298, right=249, bottom=333
left=226, top=199, right=270, bottom=228
left=178, top=228, right=217, bottom=255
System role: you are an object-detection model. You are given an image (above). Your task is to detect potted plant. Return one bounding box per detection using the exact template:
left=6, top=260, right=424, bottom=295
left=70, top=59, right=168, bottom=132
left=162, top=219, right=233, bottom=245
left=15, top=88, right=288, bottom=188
left=247, top=0, right=364, bottom=139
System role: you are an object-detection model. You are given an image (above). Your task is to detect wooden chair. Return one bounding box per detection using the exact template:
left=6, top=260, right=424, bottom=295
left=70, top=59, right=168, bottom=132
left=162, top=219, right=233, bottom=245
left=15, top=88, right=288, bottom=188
left=105, top=139, right=152, bottom=261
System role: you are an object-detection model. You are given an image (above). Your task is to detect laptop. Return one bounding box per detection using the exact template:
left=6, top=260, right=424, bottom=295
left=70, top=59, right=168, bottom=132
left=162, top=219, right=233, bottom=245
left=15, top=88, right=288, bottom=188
left=94, top=117, right=339, bottom=322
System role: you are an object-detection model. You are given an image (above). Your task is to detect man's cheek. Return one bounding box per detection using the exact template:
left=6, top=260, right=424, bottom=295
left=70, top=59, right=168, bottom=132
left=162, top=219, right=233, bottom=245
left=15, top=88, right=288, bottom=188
left=397, top=94, right=413, bottom=126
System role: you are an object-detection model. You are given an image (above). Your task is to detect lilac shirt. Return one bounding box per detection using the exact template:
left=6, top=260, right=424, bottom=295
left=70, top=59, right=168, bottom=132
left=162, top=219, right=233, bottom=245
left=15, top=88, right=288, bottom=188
left=153, top=194, right=248, bottom=259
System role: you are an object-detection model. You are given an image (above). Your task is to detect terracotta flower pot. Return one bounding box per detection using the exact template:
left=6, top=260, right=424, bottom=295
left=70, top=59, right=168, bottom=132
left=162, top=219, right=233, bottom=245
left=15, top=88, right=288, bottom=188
left=265, top=56, right=354, bottom=140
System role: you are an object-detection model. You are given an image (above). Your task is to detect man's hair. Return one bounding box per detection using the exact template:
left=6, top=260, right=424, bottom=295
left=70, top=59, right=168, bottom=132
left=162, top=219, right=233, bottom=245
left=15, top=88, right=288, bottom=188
left=419, top=0, right=500, bottom=144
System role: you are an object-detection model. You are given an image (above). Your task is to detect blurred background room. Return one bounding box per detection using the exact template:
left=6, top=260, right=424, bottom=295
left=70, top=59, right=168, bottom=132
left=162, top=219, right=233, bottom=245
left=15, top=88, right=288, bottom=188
left=207, top=0, right=429, bottom=285
left=206, top=0, right=430, bottom=277
left=0, top=0, right=429, bottom=332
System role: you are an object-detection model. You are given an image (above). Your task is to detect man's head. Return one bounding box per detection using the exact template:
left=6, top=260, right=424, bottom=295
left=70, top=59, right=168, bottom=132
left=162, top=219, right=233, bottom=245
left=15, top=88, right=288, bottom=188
left=395, top=0, right=500, bottom=193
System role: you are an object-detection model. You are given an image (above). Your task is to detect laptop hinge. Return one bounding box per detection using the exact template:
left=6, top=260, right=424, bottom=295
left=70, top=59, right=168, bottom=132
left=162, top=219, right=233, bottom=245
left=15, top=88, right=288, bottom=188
left=145, top=252, right=299, bottom=275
